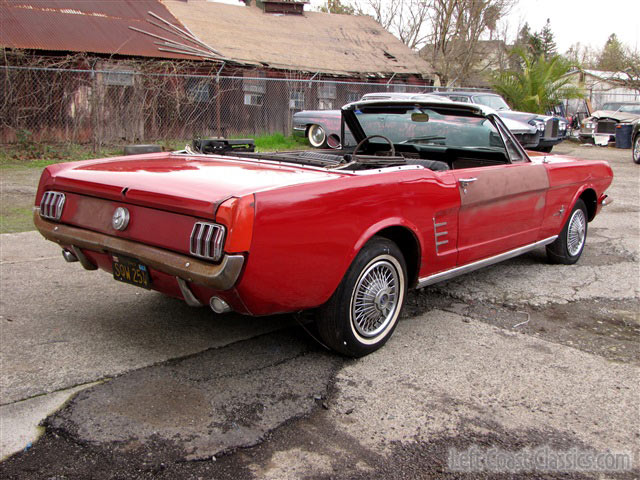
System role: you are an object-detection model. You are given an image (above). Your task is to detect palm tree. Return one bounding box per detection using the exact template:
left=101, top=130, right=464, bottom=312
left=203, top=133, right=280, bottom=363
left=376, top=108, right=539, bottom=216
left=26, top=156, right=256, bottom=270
left=492, top=48, right=583, bottom=114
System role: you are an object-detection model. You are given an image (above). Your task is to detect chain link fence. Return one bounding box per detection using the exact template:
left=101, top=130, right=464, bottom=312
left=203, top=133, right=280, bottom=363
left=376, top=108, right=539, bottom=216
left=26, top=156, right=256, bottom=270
left=6, top=65, right=634, bottom=149
left=1, top=66, right=451, bottom=148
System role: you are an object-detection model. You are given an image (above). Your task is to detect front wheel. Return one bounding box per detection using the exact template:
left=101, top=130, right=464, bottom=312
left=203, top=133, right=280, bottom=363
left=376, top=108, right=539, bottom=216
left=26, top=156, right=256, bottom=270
left=546, top=199, right=588, bottom=264
left=633, top=135, right=640, bottom=164
left=316, top=237, right=407, bottom=357
left=307, top=124, right=327, bottom=148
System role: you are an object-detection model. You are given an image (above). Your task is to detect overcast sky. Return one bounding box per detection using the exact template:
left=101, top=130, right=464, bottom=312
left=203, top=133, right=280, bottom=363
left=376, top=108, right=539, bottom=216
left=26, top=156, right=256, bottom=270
left=211, top=0, right=639, bottom=53
left=506, top=0, right=639, bottom=53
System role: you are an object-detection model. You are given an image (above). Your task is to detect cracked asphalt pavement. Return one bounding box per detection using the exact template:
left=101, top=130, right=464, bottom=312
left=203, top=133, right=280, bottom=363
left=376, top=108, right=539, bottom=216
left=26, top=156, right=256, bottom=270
left=1, top=143, right=638, bottom=479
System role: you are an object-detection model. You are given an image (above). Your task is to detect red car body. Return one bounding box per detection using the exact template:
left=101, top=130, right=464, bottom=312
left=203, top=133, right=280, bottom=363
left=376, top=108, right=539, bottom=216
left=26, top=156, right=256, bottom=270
left=34, top=99, right=613, bottom=356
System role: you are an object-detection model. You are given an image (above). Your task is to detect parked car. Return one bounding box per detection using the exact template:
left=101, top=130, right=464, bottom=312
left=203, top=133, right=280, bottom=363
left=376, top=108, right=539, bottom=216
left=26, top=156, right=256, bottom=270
left=429, top=91, right=568, bottom=152
left=579, top=103, right=640, bottom=144
left=292, top=109, right=344, bottom=148
left=293, top=92, right=541, bottom=150
left=632, top=122, right=640, bottom=164
left=34, top=98, right=613, bottom=357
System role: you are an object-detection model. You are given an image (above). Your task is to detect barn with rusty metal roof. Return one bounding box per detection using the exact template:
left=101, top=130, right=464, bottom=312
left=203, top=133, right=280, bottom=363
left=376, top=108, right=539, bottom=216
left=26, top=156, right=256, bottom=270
left=0, top=0, right=433, bottom=81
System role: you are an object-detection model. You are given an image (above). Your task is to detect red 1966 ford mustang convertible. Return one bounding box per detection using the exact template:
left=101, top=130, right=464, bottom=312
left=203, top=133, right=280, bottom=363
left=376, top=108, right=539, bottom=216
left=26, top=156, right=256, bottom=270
left=34, top=99, right=613, bottom=356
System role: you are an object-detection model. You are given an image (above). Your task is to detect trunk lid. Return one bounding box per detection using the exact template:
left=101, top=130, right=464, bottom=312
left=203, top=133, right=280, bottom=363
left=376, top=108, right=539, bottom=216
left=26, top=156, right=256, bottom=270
left=45, top=152, right=341, bottom=218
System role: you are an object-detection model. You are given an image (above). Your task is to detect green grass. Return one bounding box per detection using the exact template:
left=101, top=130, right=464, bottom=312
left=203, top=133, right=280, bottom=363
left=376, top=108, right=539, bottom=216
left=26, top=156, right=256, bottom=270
left=0, top=207, right=35, bottom=234
left=0, top=133, right=308, bottom=169
left=251, top=133, right=309, bottom=152
left=0, top=143, right=124, bottom=169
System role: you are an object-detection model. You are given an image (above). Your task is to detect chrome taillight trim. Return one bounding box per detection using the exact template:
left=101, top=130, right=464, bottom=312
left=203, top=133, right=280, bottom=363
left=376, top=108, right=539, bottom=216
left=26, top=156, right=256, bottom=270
left=190, top=222, right=226, bottom=262
left=40, top=191, right=66, bottom=220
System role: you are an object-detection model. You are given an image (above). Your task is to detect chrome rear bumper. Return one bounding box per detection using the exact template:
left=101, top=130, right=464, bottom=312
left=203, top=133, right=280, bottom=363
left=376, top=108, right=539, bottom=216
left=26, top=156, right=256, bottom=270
left=34, top=211, right=244, bottom=291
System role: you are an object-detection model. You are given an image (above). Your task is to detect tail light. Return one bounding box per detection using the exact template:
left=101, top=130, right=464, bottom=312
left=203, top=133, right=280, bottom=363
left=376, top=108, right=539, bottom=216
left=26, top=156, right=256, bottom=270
left=40, top=191, right=66, bottom=220
left=215, top=195, right=255, bottom=253
left=190, top=222, right=226, bottom=262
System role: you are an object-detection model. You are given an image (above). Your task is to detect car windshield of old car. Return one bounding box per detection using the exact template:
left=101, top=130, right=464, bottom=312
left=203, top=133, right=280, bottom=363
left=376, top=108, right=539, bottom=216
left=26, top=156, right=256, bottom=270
left=602, top=103, right=623, bottom=111
left=354, top=106, right=505, bottom=152
left=472, top=95, right=510, bottom=111
left=617, top=104, right=640, bottom=114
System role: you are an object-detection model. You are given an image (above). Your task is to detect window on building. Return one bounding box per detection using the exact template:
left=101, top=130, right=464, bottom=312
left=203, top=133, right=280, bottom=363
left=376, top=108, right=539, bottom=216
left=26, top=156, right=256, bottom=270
left=289, top=90, right=304, bottom=110
left=318, top=82, right=336, bottom=110
left=243, top=71, right=266, bottom=106
left=244, top=93, right=263, bottom=106
left=102, top=70, right=134, bottom=87
left=318, top=99, right=334, bottom=110
left=346, top=92, right=360, bottom=103
left=186, top=79, right=210, bottom=103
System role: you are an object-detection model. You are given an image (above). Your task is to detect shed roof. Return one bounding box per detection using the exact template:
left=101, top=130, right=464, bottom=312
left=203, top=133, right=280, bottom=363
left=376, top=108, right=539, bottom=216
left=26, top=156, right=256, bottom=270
left=0, top=0, right=191, bottom=59
left=161, top=0, right=432, bottom=77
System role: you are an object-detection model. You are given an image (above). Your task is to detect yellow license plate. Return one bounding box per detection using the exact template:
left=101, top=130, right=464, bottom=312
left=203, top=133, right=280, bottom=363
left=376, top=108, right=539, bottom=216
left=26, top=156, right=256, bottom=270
left=112, top=255, right=151, bottom=289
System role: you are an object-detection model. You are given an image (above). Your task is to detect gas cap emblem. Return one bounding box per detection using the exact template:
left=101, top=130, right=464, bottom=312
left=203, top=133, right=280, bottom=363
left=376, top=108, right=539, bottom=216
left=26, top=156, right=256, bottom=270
left=112, top=207, right=130, bottom=231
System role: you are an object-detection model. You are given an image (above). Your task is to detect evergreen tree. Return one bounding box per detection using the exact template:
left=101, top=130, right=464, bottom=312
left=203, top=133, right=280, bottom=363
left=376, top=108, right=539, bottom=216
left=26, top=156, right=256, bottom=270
left=538, top=19, right=557, bottom=60
left=597, top=34, right=627, bottom=72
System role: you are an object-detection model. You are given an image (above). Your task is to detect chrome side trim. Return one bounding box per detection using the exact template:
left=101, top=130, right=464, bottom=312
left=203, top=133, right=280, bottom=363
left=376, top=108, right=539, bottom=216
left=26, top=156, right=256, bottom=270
left=417, top=236, right=558, bottom=289
left=176, top=277, right=204, bottom=307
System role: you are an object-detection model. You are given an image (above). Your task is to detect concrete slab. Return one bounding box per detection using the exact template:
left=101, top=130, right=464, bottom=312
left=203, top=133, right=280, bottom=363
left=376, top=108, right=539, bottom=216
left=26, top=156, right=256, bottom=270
left=0, top=231, right=291, bottom=405
left=0, top=382, right=99, bottom=460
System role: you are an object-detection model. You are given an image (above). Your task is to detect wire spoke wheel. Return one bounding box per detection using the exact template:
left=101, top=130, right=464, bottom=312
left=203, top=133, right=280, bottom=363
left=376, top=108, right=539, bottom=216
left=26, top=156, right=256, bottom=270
left=351, top=259, right=400, bottom=338
left=547, top=198, right=588, bottom=265
left=315, top=237, right=407, bottom=357
left=567, top=208, right=586, bottom=257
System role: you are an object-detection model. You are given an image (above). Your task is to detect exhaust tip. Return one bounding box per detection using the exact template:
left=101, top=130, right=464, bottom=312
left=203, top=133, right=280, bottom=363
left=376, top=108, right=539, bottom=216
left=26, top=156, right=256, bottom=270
left=62, top=249, right=78, bottom=263
left=209, top=296, right=231, bottom=314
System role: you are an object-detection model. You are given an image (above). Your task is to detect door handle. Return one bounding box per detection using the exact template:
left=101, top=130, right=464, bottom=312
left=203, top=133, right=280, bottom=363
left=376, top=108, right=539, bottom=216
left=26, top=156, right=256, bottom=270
left=458, top=177, right=477, bottom=194
left=459, top=177, right=477, bottom=187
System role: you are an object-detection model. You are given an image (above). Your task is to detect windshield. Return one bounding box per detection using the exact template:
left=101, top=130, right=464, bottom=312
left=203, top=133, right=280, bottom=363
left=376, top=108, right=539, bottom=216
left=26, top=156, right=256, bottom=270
left=472, top=94, right=510, bottom=111
left=602, top=103, right=623, bottom=111
left=354, top=106, right=505, bottom=152
left=618, top=104, right=640, bottom=114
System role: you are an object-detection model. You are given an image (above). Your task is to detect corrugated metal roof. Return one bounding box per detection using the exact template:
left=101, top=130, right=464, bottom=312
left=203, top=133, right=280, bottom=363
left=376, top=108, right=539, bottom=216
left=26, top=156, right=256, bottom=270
left=0, top=0, right=192, bottom=59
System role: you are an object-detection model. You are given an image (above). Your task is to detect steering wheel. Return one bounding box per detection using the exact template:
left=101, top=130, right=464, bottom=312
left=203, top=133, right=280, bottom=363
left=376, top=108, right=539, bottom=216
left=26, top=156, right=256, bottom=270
left=352, top=135, right=396, bottom=162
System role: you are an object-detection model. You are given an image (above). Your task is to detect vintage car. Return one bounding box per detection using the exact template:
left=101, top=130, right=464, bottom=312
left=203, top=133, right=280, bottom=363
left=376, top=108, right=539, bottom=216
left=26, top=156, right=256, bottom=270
left=578, top=103, right=640, bottom=144
left=292, top=93, right=443, bottom=148
left=429, top=91, right=568, bottom=152
left=293, top=92, right=542, bottom=150
left=34, top=98, right=613, bottom=357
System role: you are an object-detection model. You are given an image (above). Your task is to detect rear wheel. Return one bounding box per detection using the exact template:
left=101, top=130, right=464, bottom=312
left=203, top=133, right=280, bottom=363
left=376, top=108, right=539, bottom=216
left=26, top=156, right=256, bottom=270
left=307, top=124, right=327, bottom=148
left=316, top=237, right=407, bottom=357
left=546, top=199, right=588, bottom=264
left=633, top=135, right=640, bottom=164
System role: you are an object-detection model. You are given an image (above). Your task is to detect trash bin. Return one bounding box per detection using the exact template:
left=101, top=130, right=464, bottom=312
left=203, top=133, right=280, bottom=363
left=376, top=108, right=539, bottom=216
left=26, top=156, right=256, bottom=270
left=615, top=124, right=633, bottom=149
